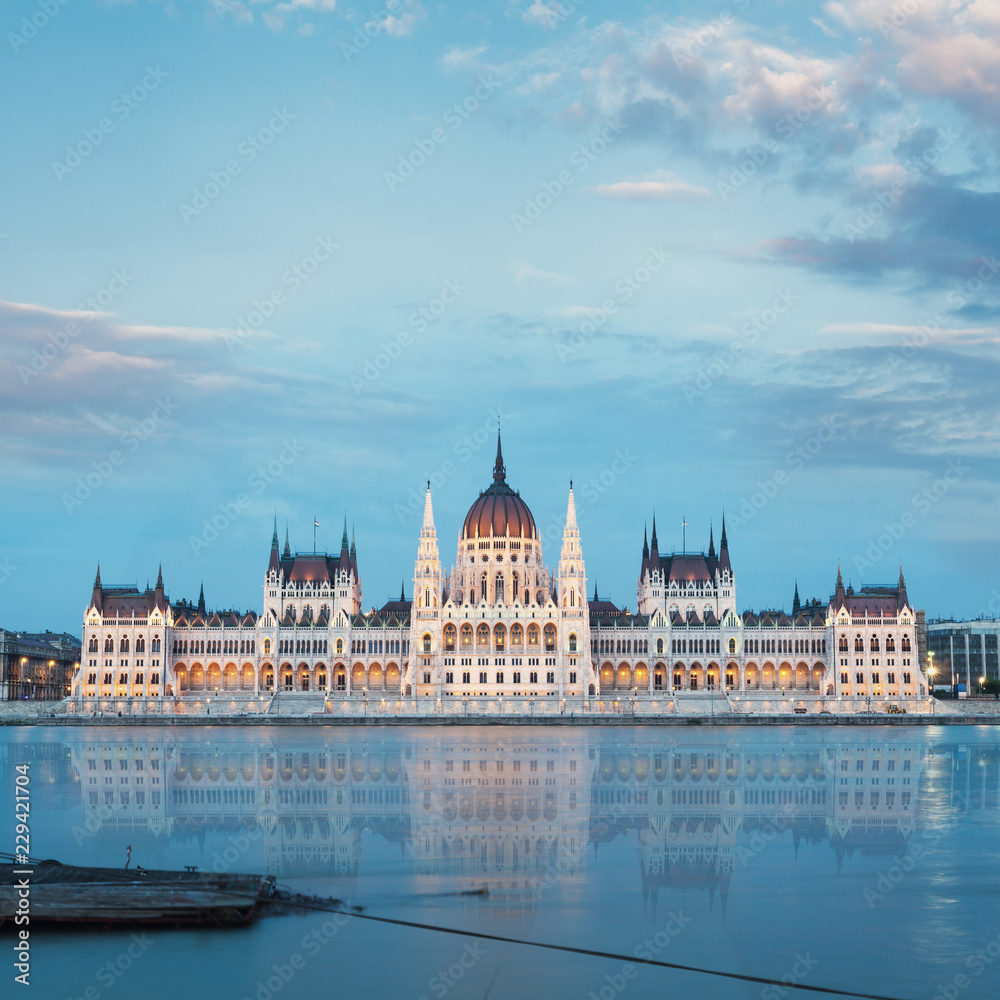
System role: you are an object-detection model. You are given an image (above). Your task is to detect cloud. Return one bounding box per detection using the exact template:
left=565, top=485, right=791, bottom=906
left=510, top=260, right=573, bottom=288
left=590, top=170, right=712, bottom=200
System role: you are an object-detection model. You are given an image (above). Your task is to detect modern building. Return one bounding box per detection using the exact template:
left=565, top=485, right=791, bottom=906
left=1, top=628, right=80, bottom=700
left=926, top=620, right=1000, bottom=692
left=70, top=435, right=928, bottom=713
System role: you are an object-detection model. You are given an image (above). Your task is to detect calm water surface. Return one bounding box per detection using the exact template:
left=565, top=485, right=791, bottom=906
left=3, top=725, right=1000, bottom=1000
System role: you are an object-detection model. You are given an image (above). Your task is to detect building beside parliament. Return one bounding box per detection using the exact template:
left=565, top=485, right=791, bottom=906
left=71, top=435, right=928, bottom=713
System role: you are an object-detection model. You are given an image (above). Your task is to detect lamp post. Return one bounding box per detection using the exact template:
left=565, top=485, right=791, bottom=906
left=979, top=675, right=987, bottom=696
left=363, top=688, right=368, bottom=718
left=928, top=662, right=937, bottom=715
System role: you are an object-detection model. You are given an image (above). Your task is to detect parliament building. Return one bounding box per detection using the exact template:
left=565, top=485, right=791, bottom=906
left=72, top=434, right=927, bottom=713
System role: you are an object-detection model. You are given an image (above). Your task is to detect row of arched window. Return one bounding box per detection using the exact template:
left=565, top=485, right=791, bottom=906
left=93, top=635, right=160, bottom=654
left=594, top=638, right=650, bottom=656
left=440, top=623, right=557, bottom=652
left=351, top=639, right=406, bottom=655
left=839, top=633, right=910, bottom=653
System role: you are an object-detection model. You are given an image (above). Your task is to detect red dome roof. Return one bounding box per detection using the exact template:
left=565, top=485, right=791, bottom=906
left=462, top=435, right=536, bottom=540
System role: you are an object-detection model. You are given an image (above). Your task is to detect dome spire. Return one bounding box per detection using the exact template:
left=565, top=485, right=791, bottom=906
left=493, top=427, right=506, bottom=482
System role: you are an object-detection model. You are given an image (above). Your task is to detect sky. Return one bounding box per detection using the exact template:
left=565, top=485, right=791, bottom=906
left=2, top=0, right=999, bottom=635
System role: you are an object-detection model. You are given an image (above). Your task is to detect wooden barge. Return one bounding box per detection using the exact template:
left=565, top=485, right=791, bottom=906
left=1, top=859, right=275, bottom=927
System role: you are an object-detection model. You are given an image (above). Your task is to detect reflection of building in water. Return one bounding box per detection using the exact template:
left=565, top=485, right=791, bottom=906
left=408, top=734, right=594, bottom=911
left=68, top=737, right=970, bottom=900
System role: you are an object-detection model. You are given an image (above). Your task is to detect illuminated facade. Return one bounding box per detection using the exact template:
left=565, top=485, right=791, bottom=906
left=71, top=434, right=928, bottom=712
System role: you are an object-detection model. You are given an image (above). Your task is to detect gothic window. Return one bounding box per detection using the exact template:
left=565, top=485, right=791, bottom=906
left=88, top=636, right=98, bottom=652
left=105, top=635, right=114, bottom=653
left=511, top=623, right=523, bottom=645
left=461, top=624, right=473, bottom=647
left=870, top=635, right=880, bottom=652
left=569, top=633, right=577, bottom=653
left=462, top=671, right=471, bottom=684
left=493, top=624, right=506, bottom=650
left=151, top=673, right=159, bottom=686
left=495, top=573, right=504, bottom=604
left=335, top=639, right=342, bottom=655
left=529, top=671, right=538, bottom=683
left=512, top=573, right=519, bottom=602
left=120, top=637, right=130, bottom=653
left=657, top=638, right=665, bottom=655
left=496, top=672, right=504, bottom=684
left=901, top=635, right=911, bottom=652
left=477, top=624, right=490, bottom=646
left=527, top=624, right=539, bottom=645
left=444, top=624, right=457, bottom=650
left=543, top=624, right=556, bottom=650
left=136, top=636, right=145, bottom=653
left=854, top=634, right=864, bottom=652
left=423, top=633, right=432, bottom=653
left=886, top=635, right=896, bottom=652
left=513, top=671, right=521, bottom=684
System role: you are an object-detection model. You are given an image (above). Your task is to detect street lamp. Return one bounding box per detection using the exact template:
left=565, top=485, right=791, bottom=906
left=980, top=675, right=987, bottom=696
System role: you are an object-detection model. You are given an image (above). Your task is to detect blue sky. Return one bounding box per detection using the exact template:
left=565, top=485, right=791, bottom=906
left=2, top=0, right=999, bottom=634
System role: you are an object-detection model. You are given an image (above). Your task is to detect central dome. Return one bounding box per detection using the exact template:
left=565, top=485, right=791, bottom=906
left=462, top=434, right=537, bottom=540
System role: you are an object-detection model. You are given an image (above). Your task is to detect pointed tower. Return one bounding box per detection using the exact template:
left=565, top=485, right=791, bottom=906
left=197, top=582, right=206, bottom=616
left=708, top=523, right=716, bottom=560
left=834, top=563, right=846, bottom=606
left=413, top=482, right=442, bottom=612
left=897, top=565, right=908, bottom=610
left=153, top=563, right=167, bottom=612
left=556, top=481, right=590, bottom=698
left=792, top=581, right=801, bottom=616
left=716, top=513, right=735, bottom=616
left=283, top=525, right=291, bottom=559
left=268, top=516, right=281, bottom=577
left=90, top=564, right=103, bottom=613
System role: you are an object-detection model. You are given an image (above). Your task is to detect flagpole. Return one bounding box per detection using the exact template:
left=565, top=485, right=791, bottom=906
left=313, top=518, right=316, bottom=555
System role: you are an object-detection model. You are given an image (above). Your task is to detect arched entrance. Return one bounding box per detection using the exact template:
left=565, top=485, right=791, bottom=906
left=240, top=663, right=254, bottom=690
left=633, top=663, right=649, bottom=690
left=777, top=661, right=793, bottom=690
left=616, top=663, right=632, bottom=690
left=259, top=663, right=274, bottom=691
left=385, top=662, right=400, bottom=692
left=599, top=662, right=615, bottom=692
left=744, top=662, right=759, bottom=689
left=689, top=662, right=703, bottom=691
left=795, top=662, right=810, bottom=690
left=368, top=662, right=383, bottom=690
left=223, top=662, right=238, bottom=691
left=761, top=662, right=776, bottom=689
left=653, top=662, right=666, bottom=690
left=351, top=662, right=365, bottom=692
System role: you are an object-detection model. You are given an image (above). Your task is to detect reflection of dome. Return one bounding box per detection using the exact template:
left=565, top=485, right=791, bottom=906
left=462, top=435, right=536, bottom=540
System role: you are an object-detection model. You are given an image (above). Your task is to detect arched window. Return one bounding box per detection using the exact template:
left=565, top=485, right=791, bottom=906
left=444, top=624, right=456, bottom=651
left=460, top=624, right=473, bottom=647
left=511, top=623, right=524, bottom=645
left=480, top=573, right=488, bottom=603
left=512, top=573, right=519, bottom=602
left=336, top=639, right=343, bottom=655
left=422, top=633, right=431, bottom=653
left=527, top=624, right=539, bottom=646
left=264, top=639, right=272, bottom=655
left=120, top=636, right=129, bottom=653
left=88, top=636, right=98, bottom=652
left=901, top=634, right=911, bottom=652
left=569, top=633, right=577, bottom=653
left=870, top=634, right=880, bottom=652
left=886, top=634, right=896, bottom=652
left=543, top=624, right=556, bottom=650
left=495, top=573, right=504, bottom=604
left=657, top=638, right=664, bottom=655
left=136, top=636, right=145, bottom=653
left=854, top=634, right=864, bottom=652
left=477, top=624, right=490, bottom=646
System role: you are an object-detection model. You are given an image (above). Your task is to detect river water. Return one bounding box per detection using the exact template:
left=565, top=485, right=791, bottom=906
left=3, top=725, right=999, bottom=1000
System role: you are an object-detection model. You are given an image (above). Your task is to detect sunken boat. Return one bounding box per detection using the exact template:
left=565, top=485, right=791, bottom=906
left=0, top=858, right=275, bottom=928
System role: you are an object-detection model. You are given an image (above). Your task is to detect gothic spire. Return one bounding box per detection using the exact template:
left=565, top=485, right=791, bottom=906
left=792, top=580, right=801, bottom=615
left=708, top=521, right=716, bottom=560
left=642, top=524, right=649, bottom=560
left=422, top=481, right=436, bottom=534
left=493, top=428, right=506, bottom=482
left=283, top=523, right=291, bottom=558
left=565, top=481, right=578, bottom=531
left=156, top=563, right=163, bottom=590
left=271, top=514, right=279, bottom=549
left=197, top=582, right=206, bottom=615
left=400, top=580, right=406, bottom=602
left=650, top=513, right=658, bottom=552
left=350, top=523, right=356, bottom=562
